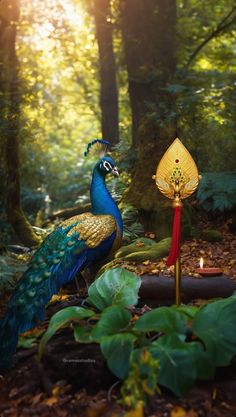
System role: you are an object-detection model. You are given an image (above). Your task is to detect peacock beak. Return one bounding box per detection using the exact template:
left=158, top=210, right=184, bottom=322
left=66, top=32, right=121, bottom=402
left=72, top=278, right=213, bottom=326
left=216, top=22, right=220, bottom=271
left=112, top=166, right=119, bottom=176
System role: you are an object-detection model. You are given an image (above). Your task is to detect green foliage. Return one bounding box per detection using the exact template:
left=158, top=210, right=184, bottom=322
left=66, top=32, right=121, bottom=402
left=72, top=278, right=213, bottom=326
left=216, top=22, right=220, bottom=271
left=38, top=306, right=95, bottom=359
left=39, top=265, right=236, bottom=401
left=18, top=328, right=45, bottom=349
left=120, top=205, right=144, bottom=242
left=201, top=229, right=223, bottom=242
left=115, top=237, right=171, bottom=262
left=86, top=268, right=141, bottom=311
left=121, top=348, right=160, bottom=407
left=176, top=0, right=236, bottom=174
left=39, top=268, right=140, bottom=380
left=115, top=237, right=156, bottom=259
left=172, top=304, right=198, bottom=319
left=12, top=0, right=102, bottom=213
left=92, top=305, right=132, bottom=341
left=101, top=333, right=137, bottom=379
left=0, top=0, right=132, bottom=218
left=73, top=325, right=93, bottom=343
left=197, top=173, right=236, bottom=212
left=193, top=294, right=236, bottom=367
left=150, top=334, right=214, bottom=397
left=133, top=307, right=188, bottom=335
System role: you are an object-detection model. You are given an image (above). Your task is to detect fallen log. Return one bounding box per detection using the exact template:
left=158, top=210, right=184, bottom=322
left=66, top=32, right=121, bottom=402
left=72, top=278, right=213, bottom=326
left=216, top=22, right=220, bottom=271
left=48, top=204, right=91, bottom=221
left=139, top=274, right=236, bottom=305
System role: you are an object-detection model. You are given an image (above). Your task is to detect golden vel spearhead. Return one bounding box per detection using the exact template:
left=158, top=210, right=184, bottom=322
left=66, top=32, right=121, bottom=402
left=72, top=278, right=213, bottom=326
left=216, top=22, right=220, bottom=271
left=153, top=138, right=200, bottom=200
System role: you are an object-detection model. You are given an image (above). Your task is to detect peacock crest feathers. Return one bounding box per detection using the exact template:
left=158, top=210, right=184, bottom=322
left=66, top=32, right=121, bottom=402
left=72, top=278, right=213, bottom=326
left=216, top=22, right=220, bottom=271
left=84, top=139, right=110, bottom=157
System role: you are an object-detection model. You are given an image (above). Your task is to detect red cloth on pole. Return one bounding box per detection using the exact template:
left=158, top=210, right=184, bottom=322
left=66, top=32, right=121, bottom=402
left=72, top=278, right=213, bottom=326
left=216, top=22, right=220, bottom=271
left=166, top=205, right=182, bottom=266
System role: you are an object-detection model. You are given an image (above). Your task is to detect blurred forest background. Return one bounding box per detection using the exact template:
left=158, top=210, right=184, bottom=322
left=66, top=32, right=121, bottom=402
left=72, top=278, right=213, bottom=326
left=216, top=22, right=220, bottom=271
left=0, top=0, right=236, bottom=248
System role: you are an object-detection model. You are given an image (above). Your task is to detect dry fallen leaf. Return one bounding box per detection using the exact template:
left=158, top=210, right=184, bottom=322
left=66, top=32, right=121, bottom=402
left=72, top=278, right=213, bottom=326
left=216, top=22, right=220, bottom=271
left=50, top=294, right=70, bottom=304
left=43, top=396, right=58, bottom=406
left=85, top=399, right=107, bottom=417
left=171, top=406, right=187, bottom=417
left=30, top=392, right=44, bottom=405
left=185, top=410, right=198, bottom=417
left=109, top=401, right=144, bottom=417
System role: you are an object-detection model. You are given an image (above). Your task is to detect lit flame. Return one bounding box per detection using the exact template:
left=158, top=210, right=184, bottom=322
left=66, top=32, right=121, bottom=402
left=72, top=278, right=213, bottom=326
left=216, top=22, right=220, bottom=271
left=199, top=257, right=204, bottom=268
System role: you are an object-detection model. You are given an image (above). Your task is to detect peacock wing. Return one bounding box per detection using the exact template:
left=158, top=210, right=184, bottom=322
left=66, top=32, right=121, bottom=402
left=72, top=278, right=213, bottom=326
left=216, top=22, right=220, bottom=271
left=63, top=213, right=117, bottom=248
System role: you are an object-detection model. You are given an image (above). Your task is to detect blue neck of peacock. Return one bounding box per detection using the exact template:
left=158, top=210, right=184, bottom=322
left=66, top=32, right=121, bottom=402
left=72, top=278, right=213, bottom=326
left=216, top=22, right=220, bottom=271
left=90, top=168, right=123, bottom=236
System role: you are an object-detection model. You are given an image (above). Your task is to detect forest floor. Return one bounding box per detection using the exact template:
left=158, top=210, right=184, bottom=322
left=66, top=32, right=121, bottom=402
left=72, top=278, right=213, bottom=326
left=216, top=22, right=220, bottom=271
left=1, top=219, right=236, bottom=417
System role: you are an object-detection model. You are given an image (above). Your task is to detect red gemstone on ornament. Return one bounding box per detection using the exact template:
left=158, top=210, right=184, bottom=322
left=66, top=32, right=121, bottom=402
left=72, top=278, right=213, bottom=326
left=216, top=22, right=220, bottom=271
left=175, top=159, right=179, bottom=163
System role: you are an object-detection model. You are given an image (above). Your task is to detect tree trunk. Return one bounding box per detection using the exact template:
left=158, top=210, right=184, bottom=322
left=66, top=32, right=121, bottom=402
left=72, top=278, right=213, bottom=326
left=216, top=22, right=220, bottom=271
left=0, top=0, right=40, bottom=247
left=0, top=1, right=10, bottom=196
left=119, top=0, right=177, bottom=236
left=93, top=0, right=119, bottom=146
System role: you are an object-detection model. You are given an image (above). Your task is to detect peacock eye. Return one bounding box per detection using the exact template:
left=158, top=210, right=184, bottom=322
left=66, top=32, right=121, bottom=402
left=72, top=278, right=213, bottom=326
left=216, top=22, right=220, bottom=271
left=103, top=160, right=112, bottom=172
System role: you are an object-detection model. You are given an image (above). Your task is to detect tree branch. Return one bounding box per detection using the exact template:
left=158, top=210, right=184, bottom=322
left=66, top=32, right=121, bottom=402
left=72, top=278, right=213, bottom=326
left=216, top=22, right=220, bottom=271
left=186, top=5, right=236, bottom=68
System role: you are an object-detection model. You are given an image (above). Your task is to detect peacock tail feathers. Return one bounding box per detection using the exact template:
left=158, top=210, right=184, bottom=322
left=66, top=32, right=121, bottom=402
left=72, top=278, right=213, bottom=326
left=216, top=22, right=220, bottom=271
left=3, top=213, right=118, bottom=335
left=0, top=310, right=21, bottom=372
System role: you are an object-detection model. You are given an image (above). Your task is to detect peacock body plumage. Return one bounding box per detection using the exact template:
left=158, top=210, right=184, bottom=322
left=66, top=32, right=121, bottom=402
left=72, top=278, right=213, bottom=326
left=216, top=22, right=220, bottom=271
left=0, top=149, right=123, bottom=372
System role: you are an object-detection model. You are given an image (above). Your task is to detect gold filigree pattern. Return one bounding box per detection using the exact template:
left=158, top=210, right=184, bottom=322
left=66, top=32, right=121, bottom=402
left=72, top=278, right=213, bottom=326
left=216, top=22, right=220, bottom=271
left=62, top=214, right=117, bottom=248
left=153, top=138, right=200, bottom=200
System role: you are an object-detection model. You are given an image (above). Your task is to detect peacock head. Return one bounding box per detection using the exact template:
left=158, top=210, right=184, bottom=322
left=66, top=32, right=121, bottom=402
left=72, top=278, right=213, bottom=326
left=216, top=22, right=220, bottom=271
left=84, top=139, right=119, bottom=177
left=96, top=156, right=119, bottom=177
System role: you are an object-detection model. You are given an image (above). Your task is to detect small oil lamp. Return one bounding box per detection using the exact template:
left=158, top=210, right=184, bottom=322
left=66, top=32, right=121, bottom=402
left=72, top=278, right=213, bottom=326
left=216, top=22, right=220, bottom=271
left=195, top=257, right=222, bottom=277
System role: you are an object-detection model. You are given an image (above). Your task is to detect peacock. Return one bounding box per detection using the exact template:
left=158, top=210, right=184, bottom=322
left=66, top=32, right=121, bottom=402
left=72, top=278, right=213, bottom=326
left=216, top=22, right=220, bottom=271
left=0, top=139, right=123, bottom=372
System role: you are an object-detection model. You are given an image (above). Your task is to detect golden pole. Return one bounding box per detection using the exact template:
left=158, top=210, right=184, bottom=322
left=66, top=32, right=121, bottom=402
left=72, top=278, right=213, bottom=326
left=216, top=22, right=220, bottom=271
left=172, top=190, right=182, bottom=305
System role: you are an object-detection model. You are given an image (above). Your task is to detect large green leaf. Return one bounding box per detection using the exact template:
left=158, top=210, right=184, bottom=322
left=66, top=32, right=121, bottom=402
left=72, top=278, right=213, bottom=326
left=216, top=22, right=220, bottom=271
left=18, top=328, right=45, bottom=349
left=92, top=305, right=131, bottom=341
left=174, top=305, right=199, bottom=319
left=100, top=332, right=137, bottom=379
left=134, top=306, right=188, bottom=335
left=150, top=334, right=214, bottom=396
left=193, top=294, right=236, bottom=367
left=73, top=325, right=93, bottom=343
left=87, top=268, right=141, bottom=311
left=38, top=306, right=95, bottom=358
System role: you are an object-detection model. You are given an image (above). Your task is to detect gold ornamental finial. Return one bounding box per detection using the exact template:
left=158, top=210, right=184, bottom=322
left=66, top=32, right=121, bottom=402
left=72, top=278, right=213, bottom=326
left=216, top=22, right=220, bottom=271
left=153, top=138, right=200, bottom=201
